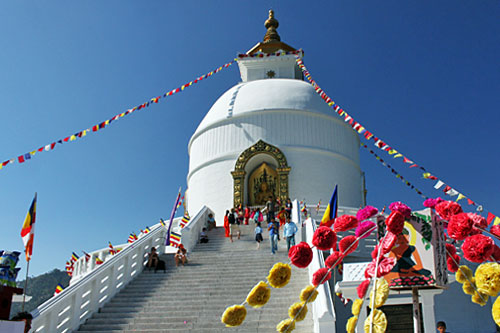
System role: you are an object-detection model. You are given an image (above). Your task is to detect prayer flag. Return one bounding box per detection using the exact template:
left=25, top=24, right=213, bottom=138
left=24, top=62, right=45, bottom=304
left=21, top=193, right=37, bottom=262
left=487, top=212, right=495, bottom=225
left=494, top=217, right=500, bottom=226
left=434, top=181, right=445, bottom=190
left=166, top=188, right=182, bottom=246
left=467, top=198, right=475, bottom=205
left=169, top=231, right=181, bottom=247
left=95, top=257, right=104, bottom=265
left=109, top=242, right=116, bottom=255
left=456, top=194, right=466, bottom=202
left=54, top=284, right=64, bottom=296
left=179, top=213, right=190, bottom=229
left=83, top=251, right=91, bottom=262
left=159, top=219, right=166, bottom=227
left=71, top=252, right=79, bottom=262
left=320, top=185, right=338, bottom=227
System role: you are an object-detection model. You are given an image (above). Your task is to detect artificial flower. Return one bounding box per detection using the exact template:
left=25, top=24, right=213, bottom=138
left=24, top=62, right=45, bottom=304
left=455, top=265, right=473, bottom=284
left=435, top=200, right=463, bottom=220
left=312, top=226, right=337, bottom=251
left=475, top=262, right=500, bottom=297
left=471, top=291, right=489, bottom=306
left=288, top=242, right=313, bottom=268
left=346, top=315, right=358, bottom=333
left=491, top=225, right=500, bottom=239
left=334, top=215, right=359, bottom=232
left=300, top=285, right=318, bottom=303
left=467, top=213, right=487, bottom=235
left=221, top=304, right=247, bottom=327
left=357, top=279, right=370, bottom=298
left=445, top=243, right=456, bottom=257
left=365, top=257, right=396, bottom=278
left=423, top=198, right=440, bottom=208
left=267, top=262, right=292, bottom=288
left=385, top=211, right=405, bottom=235
left=246, top=281, right=271, bottom=308
left=463, top=281, right=476, bottom=296
left=288, top=301, right=308, bottom=322
left=356, top=205, right=378, bottom=221
left=351, top=299, right=363, bottom=316
left=312, top=267, right=332, bottom=286
left=448, top=213, right=474, bottom=241
left=447, top=254, right=460, bottom=273
left=339, top=235, right=359, bottom=255
left=325, top=251, right=343, bottom=269
left=462, top=234, right=495, bottom=263
left=369, top=278, right=389, bottom=308
left=389, top=201, right=412, bottom=219
left=356, top=221, right=376, bottom=239
left=276, top=318, right=295, bottom=332
left=492, top=296, right=500, bottom=327
left=363, top=309, right=387, bottom=333
left=372, top=233, right=397, bottom=259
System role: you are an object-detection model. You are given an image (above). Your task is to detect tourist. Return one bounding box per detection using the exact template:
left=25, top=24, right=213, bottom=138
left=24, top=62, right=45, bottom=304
left=224, top=210, right=230, bottom=237
left=436, top=321, right=448, bottom=333
left=268, top=218, right=279, bottom=254
left=200, top=227, right=209, bottom=243
left=265, top=196, right=275, bottom=222
left=11, top=312, right=33, bottom=333
left=283, top=216, right=298, bottom=251
left=277, top=206, right=287, bottom=226
left=255, top=222, right=263, bottom=249
left=285, top=198, right=292, bottom=217
left=146, top=247, right=159, bottom=269
left=244, top=206, right=250, bottom=225
left=228, top=208, right=236, bottom=242
left=237, top=208, right=244, bottom=226
left=207, top=213, right=216, bottom=230
left=175, top=246, right=188, bottom=266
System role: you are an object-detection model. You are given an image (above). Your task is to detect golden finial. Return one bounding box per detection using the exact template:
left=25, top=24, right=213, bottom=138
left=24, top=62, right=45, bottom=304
left=263, top=10, right=280, bottom=43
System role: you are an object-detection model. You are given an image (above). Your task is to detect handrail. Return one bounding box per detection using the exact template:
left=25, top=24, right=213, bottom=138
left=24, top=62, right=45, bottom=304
left=306, top=216, right=337, bottom=333
left=179, top=206, right=214, bottom=253
left=30, top=219, right=177, bottom=333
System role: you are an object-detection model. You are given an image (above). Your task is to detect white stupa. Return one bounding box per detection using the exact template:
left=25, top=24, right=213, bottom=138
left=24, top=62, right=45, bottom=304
left=187, top=11, right=365, bottom=222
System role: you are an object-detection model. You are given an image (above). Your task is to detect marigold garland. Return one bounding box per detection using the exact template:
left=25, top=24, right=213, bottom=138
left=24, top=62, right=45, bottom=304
left=346, top=315, right=358, bottom=333
left=456, top=265, right=473, bottom=284
left=492, top=296, right=500, bottom=327
left=339, top=235, right=358, bottom=255
left=369, top=278, right=389, bottom=308
left=462, top=234, right=495, bottom=263
left=364, top=309, right=388, bottom=333
left=267, top=262, right=292, bottom=288
left=435, top=200, right=463, bottom=220
left=472, top=291, right=489, bottom=306
left=463, top=281, right=476, bottom=296
left=325, top=251, right=342, bottom=269
left=288, top=242, right=313, bottom=268
left=276, top=318, right=295, bottom=332
left=357, top=279, right=370, bottom=299
left=246, top=281, right=271, bottom=308
left=352, top=298, right=363, bottom=316
left=312, top=226, right=337, bottom=251
left=221, top=304, right=247, bottom=327
left=300, top=285, right=318, bottom=303
left=288, top=301, right=308, bottom=322
left=475, top=262, right=500, bottom=297
left=447, top=213, right=473, bottom=241
left=312, top=267, right=331, bottom=286
left=334, top=214, right=359, bottom=232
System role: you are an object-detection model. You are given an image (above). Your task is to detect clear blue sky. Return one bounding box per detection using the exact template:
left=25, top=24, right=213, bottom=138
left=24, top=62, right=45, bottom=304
left=1, top=1, right=498, bottom=276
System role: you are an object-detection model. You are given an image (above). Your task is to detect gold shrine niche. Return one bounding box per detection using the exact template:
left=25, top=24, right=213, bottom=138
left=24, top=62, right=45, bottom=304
left=231, top=140, right=291, bottom=207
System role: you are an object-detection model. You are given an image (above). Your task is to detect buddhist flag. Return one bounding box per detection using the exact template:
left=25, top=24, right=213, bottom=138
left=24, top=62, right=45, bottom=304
left=71, top=252, right=79, bottom=262
left=320, top=185, right=338, bottom=227
left=54, top=284, right=64, bottom=296
left=21, top=193, right=37, bottom=262
left=179, top=213, right=190, bottom=229
left=83, top=251, right=91, bottom=262
left=95, top=256, right=104, bottom=265
left=166, top=188, right=182, bottom=246
left=108, top=242, right=116, bottom=255
left=169, top=231, right=181, bottom=247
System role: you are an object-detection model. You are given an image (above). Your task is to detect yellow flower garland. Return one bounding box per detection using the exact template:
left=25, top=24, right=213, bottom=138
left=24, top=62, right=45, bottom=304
left=492, top=296, right=500, bottom=327
left=221, top=304, right=247, bottom=327
left=352, top=299, right=363, bottom=316
left=475, top=262, right=500, bottom=297
left=300, top=285, right=319, bottom=303
left=456, top=265, right=473, bottom=284
left=288, top=301, right=308, bottom=322
left=364, top=309, right=388, bottom=333
left=369, top=278, right=389, bottom=309
left=267, top=262, right=292, bottom=288
left=471, top=291, right=489, bottom=306
left=346, top=315, right=358, bottom=333
left=463, top=281, right=476, bottom=296
left=276, top=318, right=296, bottom=332
left=246, top=281, right=271, bottom=308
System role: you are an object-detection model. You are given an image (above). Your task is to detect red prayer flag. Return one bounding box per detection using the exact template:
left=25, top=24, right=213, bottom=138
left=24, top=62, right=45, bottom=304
left=467, top=198, right=475, bottom=205
left=487, top=212, right=495, bottom=225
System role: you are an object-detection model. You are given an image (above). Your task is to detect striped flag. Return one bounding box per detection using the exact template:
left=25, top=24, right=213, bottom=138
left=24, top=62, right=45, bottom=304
left=166, top=188, right=182, bottom=246
left=95, top=257, right=104, bottom=265
left=83, top=251, right=91, bottom=262
left=109, top=242, right=116, bottom=255
left=159, top=218, right=166, bottom=227
left=54, top=284, right=64, bottom=296
left=71, top=252, right=79, bottom=263
left=169, top=231, right=182, bottom=248
left=176, top=196, right=184, bottom=209
left=65, top=261, right=73, bottom=276
left=179, top=213, right=190, bottom=229
left=128, top=233, right=138, bottom=243
left=20, top=193, right=37, bottom=262
left=316, top=200, right=321, bottom=214
left=320, top=185, right=338, bottom=227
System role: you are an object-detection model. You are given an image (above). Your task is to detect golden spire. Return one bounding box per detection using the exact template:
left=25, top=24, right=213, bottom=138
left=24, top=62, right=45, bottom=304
left=263, top=10, right=280, bottom=43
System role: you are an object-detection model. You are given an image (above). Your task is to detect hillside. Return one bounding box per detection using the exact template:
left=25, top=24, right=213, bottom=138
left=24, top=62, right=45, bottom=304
left=10, top=269, right=70, bottom=318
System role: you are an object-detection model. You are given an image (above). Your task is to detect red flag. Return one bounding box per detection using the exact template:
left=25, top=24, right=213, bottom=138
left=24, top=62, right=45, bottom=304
left=21, top=193, right=37, bottom=261
left=467, top=198, right=475, bottom=205
left=487, top=212, right=495, bottom=225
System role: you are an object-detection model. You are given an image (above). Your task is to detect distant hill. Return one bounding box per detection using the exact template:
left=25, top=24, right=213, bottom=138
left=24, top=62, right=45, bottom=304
left=10, top=269, right=70, bottom=318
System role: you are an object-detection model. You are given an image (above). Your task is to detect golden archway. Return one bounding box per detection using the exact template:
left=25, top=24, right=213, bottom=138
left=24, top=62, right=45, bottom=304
left=231, top=140, right=291, bottom=207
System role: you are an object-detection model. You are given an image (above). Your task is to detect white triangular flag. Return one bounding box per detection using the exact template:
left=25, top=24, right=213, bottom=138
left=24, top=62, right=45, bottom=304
left=434, top=180, right=444, bottom=189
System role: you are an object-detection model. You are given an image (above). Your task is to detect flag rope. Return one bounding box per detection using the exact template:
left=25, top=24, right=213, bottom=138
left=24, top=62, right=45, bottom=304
left=294, top=55, right=499, bottom=225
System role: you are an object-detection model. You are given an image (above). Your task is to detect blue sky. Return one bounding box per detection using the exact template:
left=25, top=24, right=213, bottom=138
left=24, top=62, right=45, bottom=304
left=1, top=1, right=499, bottom=276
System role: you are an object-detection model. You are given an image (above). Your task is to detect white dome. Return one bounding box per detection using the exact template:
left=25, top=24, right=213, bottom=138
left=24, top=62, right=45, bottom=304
left=192, top=79, right=335, bottom=138
left=187, top=78, right=364, bottom=222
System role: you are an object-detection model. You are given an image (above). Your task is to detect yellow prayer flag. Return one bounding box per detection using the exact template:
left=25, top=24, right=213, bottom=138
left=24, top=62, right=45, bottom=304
left=456, top=194, right=466, bottom=202
left=494, top=217, right=500, bottom=226
left=388, top=149, right=397, bottom=155
left=82, top=130, right=87, bottom=137
left=394, top=153, right=403, bottom=158
left=70, top=135, right=76, bottom=141
left=30, top=150, right=36, bottom=156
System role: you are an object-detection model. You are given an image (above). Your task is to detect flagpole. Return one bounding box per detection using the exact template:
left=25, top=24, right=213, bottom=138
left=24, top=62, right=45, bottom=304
left=21, top=260, right=30, bottom=312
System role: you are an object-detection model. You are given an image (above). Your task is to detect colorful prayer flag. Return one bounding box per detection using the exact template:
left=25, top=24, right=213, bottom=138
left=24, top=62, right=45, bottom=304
left=166, top=188, right=182, bottom=246
left=320, top=185, right=338, bottom=227
left=169, top=231, right=181, bottom=247
left=21, top=193, right=37, bottom=262
left=54, top=284, right=64, bottom=296
left=71, top=252, right=79, bottom=262
left=109, top=242, right=116, bottom=255
left=83, top=251, right=91, bottom=262
left=487, top=212, right=495, bottom=225
left=179, top=213, right=190, bottom=229
left=494, top=217, right=500, bottom=226
left=95, top=256, right=104, bottom=265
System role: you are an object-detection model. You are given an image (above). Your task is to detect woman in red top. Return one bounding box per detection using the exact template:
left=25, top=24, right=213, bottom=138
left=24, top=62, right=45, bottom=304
left=244, top=206, right=250, bottom=225
left=224, top=210, right=230, bottom=237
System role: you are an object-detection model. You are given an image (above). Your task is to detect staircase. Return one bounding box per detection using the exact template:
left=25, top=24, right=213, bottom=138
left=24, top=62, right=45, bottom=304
left=77, top=224, right=314, bottom=332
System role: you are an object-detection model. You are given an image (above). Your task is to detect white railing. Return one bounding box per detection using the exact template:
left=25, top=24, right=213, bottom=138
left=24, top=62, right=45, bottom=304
left=30, top=219, right=177, bottom=333
left=179, top=206, right=213, bottom=253
left=305, top=217, right=336, bottom=333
